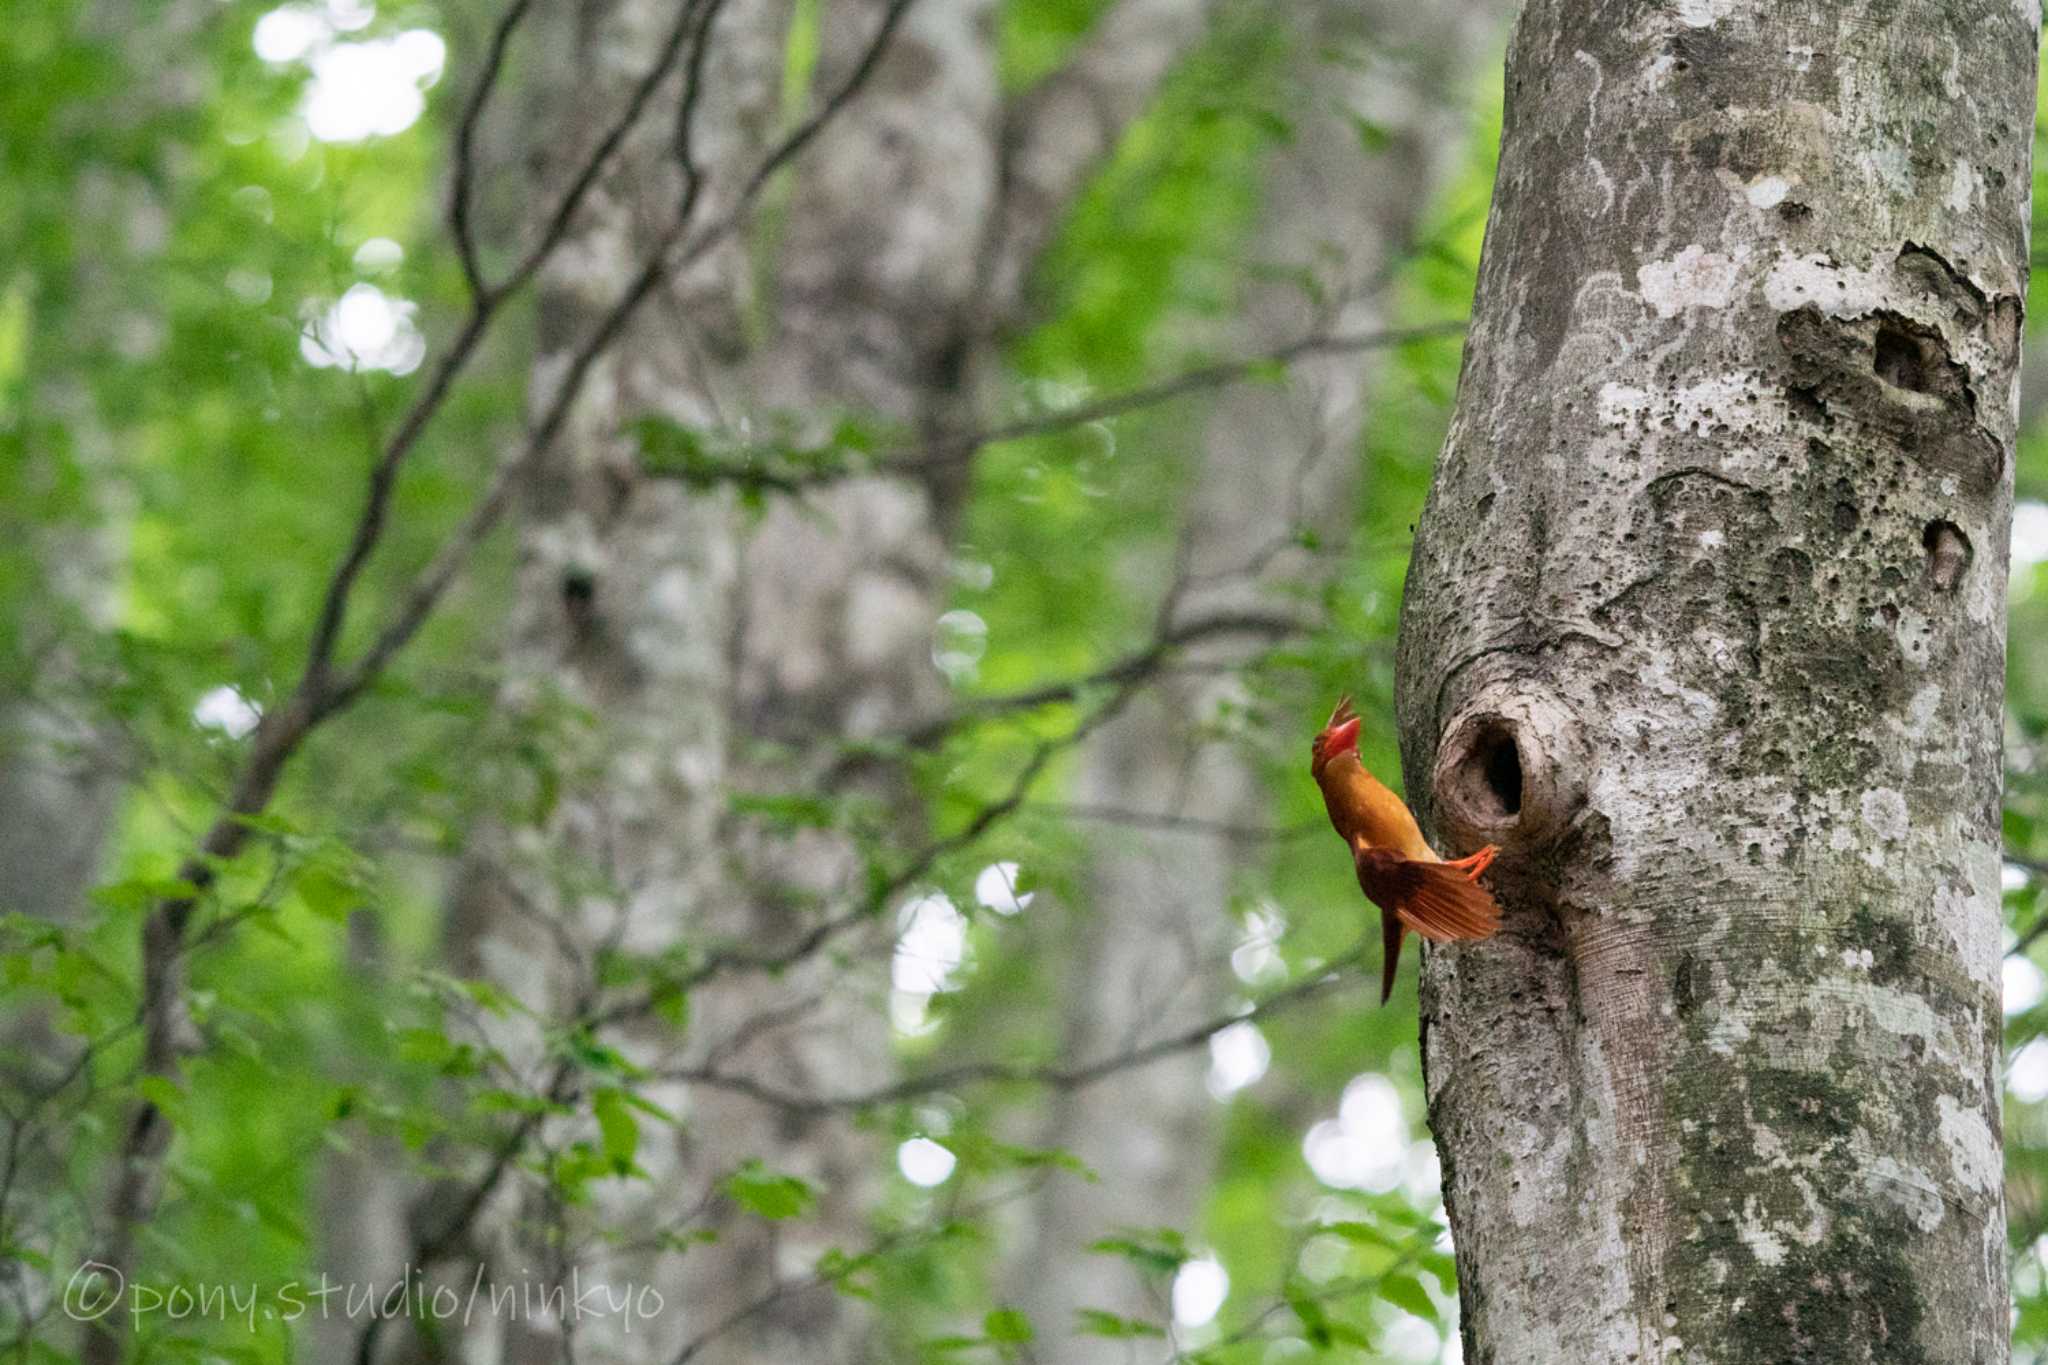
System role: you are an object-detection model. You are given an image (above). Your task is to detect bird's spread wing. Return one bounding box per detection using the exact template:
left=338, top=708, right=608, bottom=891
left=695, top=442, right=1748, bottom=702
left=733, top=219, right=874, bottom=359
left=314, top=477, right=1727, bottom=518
left=1354, top=844, right=1501, bottom=943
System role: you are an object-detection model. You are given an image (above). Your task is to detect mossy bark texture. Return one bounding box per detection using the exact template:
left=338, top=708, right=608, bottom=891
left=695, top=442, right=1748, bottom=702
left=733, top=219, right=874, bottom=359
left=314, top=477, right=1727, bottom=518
left=1396, top=3, right=2039, bottom=1361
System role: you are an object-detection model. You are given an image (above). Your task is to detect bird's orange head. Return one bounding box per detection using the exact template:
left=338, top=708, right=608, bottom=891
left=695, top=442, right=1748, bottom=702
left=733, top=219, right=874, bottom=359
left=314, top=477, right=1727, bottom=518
left=1309, top=694, right=1361, bottom=777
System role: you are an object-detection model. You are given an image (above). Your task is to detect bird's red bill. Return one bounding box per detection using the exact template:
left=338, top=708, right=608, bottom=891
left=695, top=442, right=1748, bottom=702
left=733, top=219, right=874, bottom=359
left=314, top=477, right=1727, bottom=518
left=1322, top=715, right=1361, bottom=756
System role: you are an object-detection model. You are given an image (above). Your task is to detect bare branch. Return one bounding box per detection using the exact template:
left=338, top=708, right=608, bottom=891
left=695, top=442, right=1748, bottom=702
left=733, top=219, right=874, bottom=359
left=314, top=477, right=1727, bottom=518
left=811, top=606, right=1309, bottom=793
left=641, top=321, right=1464, bottom=494
left=495, top=0, right=714, bottom=301
left=302, top=0, right=713, bottom=696
left=904, top=321, right=1465, bottom=475
left=688, top=0, right=919, bottom=254
left=1028, top=802, right=1320, bottom=842
left=448, top=0, right=538, bottom=298
left=660, top=945, right=1368, bottom=1114
left=901, top=607, right=1308, bottom=746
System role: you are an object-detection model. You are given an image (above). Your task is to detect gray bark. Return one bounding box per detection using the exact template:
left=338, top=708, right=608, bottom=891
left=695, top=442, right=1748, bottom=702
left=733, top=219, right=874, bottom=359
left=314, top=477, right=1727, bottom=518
left=0, top=464, right=125, bottom=936
left=1007, top=0, right=1508, bottom=1353
left=0, top=685, right=118, bottom=936
left=1396, top=3, right=2036, bottom=1361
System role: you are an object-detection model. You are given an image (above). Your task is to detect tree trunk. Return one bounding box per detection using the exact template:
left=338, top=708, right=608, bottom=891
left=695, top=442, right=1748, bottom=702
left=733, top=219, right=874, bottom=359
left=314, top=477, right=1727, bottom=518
left=393, top=3, right=1222, bottom=1362
left=1396, top=3, right=2036, bottom=1361
left=1007, top=0, right=1507, bottom=1351
left=394, top=4, right=788, bottom=1362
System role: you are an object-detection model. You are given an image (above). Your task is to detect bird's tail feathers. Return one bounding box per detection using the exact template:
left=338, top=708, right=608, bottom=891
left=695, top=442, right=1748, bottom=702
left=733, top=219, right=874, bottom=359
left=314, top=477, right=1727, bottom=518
left=1380, top=907, right=1403, bottom=1005
left=1355, top=844, right=1502, bottom=945
left=1394, top=863, right=1501, bottom=942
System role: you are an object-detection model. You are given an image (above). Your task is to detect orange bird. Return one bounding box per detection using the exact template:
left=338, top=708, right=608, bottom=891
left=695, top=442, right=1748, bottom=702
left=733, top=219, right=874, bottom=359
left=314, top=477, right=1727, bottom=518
left=1309, top=696, right=1500, bottom=1003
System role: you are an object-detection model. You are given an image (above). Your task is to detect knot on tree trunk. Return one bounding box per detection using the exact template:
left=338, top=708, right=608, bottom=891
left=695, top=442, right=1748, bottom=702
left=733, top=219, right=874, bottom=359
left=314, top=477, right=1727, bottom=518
left=1429, top=682, right=1584, bottom=855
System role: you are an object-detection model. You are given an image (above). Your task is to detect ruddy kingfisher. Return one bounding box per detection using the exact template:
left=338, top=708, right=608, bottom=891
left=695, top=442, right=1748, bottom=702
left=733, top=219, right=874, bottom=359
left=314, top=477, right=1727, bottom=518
left=1309, top=696, right=1500, bottom=1002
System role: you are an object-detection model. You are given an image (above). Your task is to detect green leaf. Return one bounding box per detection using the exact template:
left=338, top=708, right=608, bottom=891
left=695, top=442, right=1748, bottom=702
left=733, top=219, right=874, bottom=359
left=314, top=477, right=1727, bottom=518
left=592, top=1089, right=640, bottom=1173
left=829, top=415, right=879, bottom=454
left=294, top=865, right=359, bottom=922
left=1324, top=1321, right=1376, bottom=1349
left=983, top=1308, right=1033, bottom=1343
left=726, top=1160, right=817, bottom=1220
left=1380, top=1271, right=1437, bottom=1321
left=1286, top=1282, right=1330, bottom=1347
left=730, top=790, right=841, bottom=830
left=1086, top=1227, right=1186, bottom=1276
left=1320, top=1219, right=1400, bottom=1248
left=815, top=1246, right=878, bottom=1298
left=135, top=1075, right=183, bottom=1119
left=472, top=1087, right=564, bottom=1116
left=1350, top=113, right=1393, bottom=152
left=1242, top=107, right=1294, bottom=144
left=3, top=1244, right=53, bottom=1272
left=1074, top=1309, right=1164, bottom=1339
left=615, top=1089, right=678, bottom=1125
left=90, top=876, right=201, bottom=913
left=634, top=416, right=712, bottom=481
left=921, top=1335, right=983, bottom=1355
left=231, top=810, right=306, bottom=837
left=651, top=984, right=690, bottom=1032
left=559, top=1028, right=641, bottom=1076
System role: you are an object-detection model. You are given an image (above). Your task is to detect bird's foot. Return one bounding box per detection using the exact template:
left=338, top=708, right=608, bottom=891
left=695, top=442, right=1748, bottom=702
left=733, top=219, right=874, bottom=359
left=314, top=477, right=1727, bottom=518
left=1446, top=845, right=1498, bottom=880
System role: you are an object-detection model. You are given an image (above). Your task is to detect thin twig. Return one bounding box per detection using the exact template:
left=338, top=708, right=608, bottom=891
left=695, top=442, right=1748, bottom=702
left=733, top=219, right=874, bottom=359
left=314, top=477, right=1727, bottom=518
left=325, top=0, right=914, bottom=712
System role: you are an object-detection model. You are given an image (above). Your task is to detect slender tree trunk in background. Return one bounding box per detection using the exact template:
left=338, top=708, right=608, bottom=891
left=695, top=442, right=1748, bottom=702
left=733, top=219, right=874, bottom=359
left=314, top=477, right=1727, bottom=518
left=1006, top=0, right=1506, bottom=1350
left=0, top=0, right=171, bottom=976
left=399, top=3, right=1219, bottom=1362
left=686, top=6, right=1223, bottom=1355
left=1396, top=3, right=2036, bottom=1360
left=0, top=506, right=123, bottom=1341
left=0, top=622, right=119, bottom=933
left=0, top=589, right=119, bottom=935
left=677, top=3, right=1003, bottom=1357
left=411, top=3, right=787, bottom=1362
left=2, top=5, right=182, bottom=1342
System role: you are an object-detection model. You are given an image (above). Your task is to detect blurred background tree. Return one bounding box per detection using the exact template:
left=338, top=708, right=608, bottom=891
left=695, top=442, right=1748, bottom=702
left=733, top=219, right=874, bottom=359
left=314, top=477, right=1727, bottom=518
left=3, top=0, right=2047, bottom=1362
